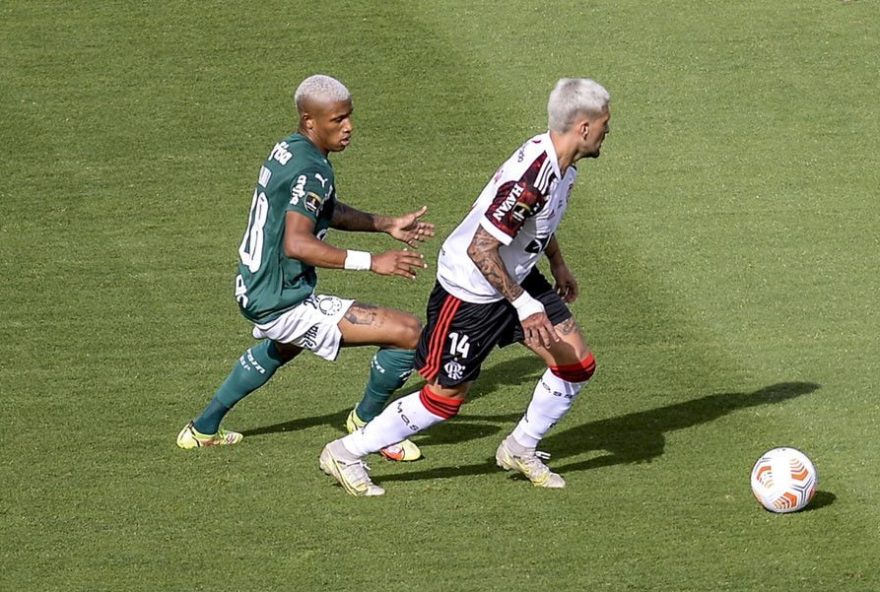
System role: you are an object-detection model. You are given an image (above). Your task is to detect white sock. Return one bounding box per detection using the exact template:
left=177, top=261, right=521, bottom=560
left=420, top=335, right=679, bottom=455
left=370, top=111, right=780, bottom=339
left=340, top=388, right=458, bottom=457
left=512, top=369, right=586, bottom=448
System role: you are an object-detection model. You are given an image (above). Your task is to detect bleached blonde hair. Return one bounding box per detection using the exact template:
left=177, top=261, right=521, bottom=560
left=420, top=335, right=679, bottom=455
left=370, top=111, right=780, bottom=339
left=294, top=75, right=351, bottom=112
left=547, top=78, right=610, bottom=133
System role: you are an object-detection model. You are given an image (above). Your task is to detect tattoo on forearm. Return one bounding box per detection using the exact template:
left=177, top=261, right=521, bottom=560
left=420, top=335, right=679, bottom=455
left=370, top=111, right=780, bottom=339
left=467, top=227, right=524, bottom=301
left=333, top=201, right=378, bottom=232
left=344, top=302, right=381, bottom=325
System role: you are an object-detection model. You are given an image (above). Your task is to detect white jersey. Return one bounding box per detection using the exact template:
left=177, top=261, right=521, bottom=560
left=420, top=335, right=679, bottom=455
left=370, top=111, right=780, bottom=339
left=437, top=132, right=577, bottom=303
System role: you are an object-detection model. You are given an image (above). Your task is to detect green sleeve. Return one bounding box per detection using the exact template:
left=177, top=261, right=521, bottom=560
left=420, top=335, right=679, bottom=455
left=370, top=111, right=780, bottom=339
left=286, top=169, right=332, bottom=223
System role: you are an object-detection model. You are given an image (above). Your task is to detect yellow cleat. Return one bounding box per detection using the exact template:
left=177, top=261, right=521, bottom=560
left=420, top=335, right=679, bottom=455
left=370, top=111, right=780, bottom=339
left=346, top=409, right=422, bottom=462
left=176, top=421, right=243, bottom=449
left=495, top=436, right=565, bottom=488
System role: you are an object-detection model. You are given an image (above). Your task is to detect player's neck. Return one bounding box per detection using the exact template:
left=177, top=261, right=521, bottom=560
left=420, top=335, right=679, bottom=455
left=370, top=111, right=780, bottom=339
left=297, top=128, right=330, bottom=156
left=548, top=130, right=577, bottom=173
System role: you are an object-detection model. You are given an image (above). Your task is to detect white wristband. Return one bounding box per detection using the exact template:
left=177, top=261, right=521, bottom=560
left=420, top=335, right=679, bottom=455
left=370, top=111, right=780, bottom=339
left=344, top=250, right=372, bottom=271
left=511, top=292, right=545, bottom=320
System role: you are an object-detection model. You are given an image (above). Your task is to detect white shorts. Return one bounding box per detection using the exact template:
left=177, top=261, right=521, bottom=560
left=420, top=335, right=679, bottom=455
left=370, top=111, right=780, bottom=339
left=251, top=294, right=354, bottom=361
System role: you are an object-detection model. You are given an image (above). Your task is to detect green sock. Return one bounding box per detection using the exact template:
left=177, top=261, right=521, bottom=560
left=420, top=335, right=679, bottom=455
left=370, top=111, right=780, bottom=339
left=193, top=340, right=287, bottom=434
left=354, top=348, right=415, bottom=422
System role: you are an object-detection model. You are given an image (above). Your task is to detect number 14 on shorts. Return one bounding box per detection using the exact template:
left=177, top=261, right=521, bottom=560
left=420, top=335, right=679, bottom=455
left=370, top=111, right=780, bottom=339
left=448, top=332, right=470, bottom=358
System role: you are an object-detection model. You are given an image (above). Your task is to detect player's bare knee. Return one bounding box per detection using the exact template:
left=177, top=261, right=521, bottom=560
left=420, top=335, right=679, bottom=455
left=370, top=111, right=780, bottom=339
left=397, top=315, right=422, bottom=349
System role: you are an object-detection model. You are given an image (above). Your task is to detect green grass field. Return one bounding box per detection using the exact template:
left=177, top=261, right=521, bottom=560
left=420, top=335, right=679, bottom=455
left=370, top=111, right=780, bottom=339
left=3, top=1, right=879, bottom=590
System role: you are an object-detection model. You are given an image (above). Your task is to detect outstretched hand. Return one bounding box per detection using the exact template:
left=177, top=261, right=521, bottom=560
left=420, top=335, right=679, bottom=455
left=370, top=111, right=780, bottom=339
left=387, top=206, right=435, bottom=248
left=371, top=249, right=427, bottom=280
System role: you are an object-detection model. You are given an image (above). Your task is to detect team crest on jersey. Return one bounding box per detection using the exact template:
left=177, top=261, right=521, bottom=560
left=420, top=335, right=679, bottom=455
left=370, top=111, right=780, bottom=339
left=305, top=192, right=323, bottom=214
left=444, top=360, right=465, bottom=381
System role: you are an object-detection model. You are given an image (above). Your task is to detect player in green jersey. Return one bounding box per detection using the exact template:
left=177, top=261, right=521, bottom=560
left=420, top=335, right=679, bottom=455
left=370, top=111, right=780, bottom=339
left=177, top=75, right=433, bottom=461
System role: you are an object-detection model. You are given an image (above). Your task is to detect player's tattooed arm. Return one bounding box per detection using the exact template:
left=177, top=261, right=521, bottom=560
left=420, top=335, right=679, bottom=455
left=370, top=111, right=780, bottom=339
left=331, top=201, right=389, bottom=232
left=467, top=226, right=525, bottom=301
left=331, top=202, right=434, bottom=249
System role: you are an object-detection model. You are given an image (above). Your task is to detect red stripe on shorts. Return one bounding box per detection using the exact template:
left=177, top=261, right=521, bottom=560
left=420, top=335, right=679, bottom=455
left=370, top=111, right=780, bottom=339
left=419, top=294, right=461, bottom=380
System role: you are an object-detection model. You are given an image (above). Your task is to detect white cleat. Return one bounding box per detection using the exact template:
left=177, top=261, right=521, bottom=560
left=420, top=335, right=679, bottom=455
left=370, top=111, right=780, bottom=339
left=495, top=436, right=566, bottom=489
left=320, top=441, right=385, bottom=497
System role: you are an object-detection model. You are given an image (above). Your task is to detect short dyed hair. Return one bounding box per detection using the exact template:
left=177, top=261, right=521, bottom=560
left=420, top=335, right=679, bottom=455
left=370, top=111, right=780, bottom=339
left=294, top=75, right=351, bottom=112
left=547, top=78, right=610, bottom=133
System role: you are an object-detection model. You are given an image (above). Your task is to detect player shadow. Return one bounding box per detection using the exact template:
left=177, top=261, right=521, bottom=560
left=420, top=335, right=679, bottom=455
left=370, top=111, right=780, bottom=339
left=400, top=354, right=545, bottom=444
left=239, top=354, right=544, bottom=439
left=378, top=381, right=821, bottom=483
left=240, top=409, right=351, bottom=438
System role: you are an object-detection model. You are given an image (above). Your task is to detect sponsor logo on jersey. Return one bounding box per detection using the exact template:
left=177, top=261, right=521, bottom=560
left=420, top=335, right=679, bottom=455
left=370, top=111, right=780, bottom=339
left=290, top=174, right=307, bottom=204
left=492, top=183, right=525, bottom=222
left=270, top=141, right=293, bottom=165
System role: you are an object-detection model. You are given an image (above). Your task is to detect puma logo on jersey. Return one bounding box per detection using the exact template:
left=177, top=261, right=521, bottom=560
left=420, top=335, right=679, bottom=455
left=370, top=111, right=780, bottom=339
left=314, top=173, right=328, bottom=188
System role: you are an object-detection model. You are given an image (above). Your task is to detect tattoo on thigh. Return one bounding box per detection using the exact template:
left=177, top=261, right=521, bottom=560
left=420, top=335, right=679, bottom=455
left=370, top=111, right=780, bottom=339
left=344, top=302, right=380, bottom=326
left=557, top=317, right=579, bottom=336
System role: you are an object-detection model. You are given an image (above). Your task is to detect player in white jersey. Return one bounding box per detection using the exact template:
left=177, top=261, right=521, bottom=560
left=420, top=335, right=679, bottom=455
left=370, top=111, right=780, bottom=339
left=437, top=131, right=577, bottom=304
left=320, top=78, right=612, bottom=496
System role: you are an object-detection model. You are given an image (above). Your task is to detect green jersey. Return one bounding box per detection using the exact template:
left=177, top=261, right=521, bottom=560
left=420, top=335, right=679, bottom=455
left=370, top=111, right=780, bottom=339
left=234, top=133, right=337, bottom=324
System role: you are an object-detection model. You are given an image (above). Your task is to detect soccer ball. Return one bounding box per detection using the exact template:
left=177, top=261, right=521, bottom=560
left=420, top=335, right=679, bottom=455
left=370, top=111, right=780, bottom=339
left=750, top=447, right=818, bottom=513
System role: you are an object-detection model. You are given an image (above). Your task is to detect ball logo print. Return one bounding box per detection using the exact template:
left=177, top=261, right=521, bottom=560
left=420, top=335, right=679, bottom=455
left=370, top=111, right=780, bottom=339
left=750, top=447, right=818, bottom=513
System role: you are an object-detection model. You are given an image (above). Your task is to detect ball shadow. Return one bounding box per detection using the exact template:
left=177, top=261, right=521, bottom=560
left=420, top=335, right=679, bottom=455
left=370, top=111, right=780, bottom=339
left=802, top=490, right=836, bottom=512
